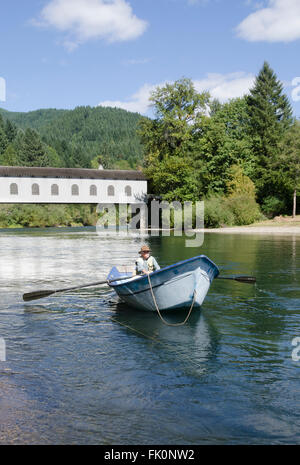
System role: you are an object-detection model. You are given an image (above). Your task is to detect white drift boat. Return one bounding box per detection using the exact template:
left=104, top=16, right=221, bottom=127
left=107, top=255, right=220, bottom=312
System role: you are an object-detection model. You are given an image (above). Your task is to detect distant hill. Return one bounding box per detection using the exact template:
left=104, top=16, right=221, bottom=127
left=0, top=105, right=144, bottom=169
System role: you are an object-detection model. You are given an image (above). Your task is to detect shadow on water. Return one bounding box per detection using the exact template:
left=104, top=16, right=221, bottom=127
left=22, top=295, right=220, bottom=380
left=110, top=301, right=220, bottom=377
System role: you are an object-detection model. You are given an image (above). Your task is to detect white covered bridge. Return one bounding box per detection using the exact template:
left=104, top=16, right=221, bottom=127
left=0, top=166, right=147, bottom=205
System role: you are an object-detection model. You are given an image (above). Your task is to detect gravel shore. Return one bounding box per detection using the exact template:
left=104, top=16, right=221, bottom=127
left=197, top=225, right=300, bottom=234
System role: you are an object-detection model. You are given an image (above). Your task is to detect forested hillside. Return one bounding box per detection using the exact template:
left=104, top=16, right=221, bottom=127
left=0, top=105, right=143, bottom=169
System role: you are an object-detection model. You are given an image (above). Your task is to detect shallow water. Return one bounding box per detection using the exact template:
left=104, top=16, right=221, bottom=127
left=0, top=227, right=299, bottom=444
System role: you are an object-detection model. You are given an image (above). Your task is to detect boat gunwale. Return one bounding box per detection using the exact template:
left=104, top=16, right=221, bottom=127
left=108, top=254, right=219, bottom=289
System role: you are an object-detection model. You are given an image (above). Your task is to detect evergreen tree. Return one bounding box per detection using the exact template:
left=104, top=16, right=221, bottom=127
left=0, top=114, right=8, bottom=155
left=5, top=119, right=18, bottom=143
left=0, top=143, right=19, bottom=166
left=71, top=145, right=91, bottom=168
left=246, top=61, right=293, bottom=200
left=18, top=128, right=48, bottom=166
left=0, top=126, right=8, bottom=155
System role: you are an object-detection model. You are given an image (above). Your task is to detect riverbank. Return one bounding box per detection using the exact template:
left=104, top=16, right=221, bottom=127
left=199, top=215, right=300, bottom=234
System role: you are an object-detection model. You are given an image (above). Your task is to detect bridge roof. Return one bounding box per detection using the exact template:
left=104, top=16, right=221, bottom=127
left=0, top=166, right=146, bottom=181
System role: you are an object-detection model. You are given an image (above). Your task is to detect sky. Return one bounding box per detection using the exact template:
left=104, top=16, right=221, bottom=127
left=1, top=0, right=300, bottom=117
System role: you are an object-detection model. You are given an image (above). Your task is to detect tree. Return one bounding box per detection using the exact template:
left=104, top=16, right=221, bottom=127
left=138, top=78, right=209, bottom=201
left=0, top=114, right=8, bottom=155
left=0, top=143, right=19, bottom=166
left=71, top=145, right=91, bottom=168
left=278, top=121, right=300, bottom=217
left=226, top=164, right=256, bottom=198
left=18, top=128, right=48, bottom=166
left=0, top=126, right=8, bottom=155
left=195, top=98, right=256, bottom=195
left=5, top=119, right=18, bottom=143
left=144, top=153, right=199, bottom=202
left=138, top=78, right=209, bottom=159
left=246, top=61, right=293, bottom=201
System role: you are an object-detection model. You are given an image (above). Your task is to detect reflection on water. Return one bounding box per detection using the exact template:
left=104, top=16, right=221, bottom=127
left=0, top=228, right=300, bottom=444
left=111, top=303, right=217, bottom=377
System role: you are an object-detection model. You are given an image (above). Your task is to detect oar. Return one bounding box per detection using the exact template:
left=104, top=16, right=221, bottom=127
left=23, top=275, right=133, bottom=302
left=217, top=275, right=256, bottom=284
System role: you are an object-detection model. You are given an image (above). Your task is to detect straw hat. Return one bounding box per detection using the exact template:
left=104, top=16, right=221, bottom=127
left=139, top=245, right=151, bottom=254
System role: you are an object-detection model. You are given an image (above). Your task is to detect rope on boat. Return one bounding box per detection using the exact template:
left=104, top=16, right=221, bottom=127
left=147, top=273, right=197, bottom=326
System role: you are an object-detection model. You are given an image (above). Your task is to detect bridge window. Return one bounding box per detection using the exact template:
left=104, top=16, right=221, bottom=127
left=32, top=183, right=40, bottom=195
left=125, top=185, right=132, bottom=197
left=51, top=184, right=59, bottom=196
left=90, top=185, right=97, bottom=196
left=72, top=184, right=79, bottom=196
left=10, top=183, right=18, bottom=195
left=107, top=185, right=114, bottom=196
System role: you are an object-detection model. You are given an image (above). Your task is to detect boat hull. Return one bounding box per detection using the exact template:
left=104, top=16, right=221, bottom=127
left=107, top=255, right=219, bottom=312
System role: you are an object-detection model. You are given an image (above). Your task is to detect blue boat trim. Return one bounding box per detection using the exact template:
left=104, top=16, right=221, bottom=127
left=108, top=255, right=219, bottom=287
left=117, top=282, right=160, bottom=297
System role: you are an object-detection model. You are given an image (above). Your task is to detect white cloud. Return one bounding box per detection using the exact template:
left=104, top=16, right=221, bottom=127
left=194, top=72, right=255, bottom=102
left=236, top=0, right=300, bottom=42
left=35, top=0, right=148, bottom=49
left=99, top=83, right=158, bottom=114
left=98, top=72, right=255, bottom=115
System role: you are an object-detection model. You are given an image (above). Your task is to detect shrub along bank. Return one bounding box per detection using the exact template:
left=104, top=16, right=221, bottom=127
left=0, top=204, right=98, bottom=228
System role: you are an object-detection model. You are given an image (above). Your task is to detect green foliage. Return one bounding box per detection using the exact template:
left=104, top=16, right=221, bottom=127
left=0, top=114, right=8, bottom=155
left=225, top=195, right=262, bottom=225
left=139, top=78, right=209, bottom=202
left=278, top=121, right=300, bottom=191
left=246, top=61, right=293, bottom=201
left=261, top=196, right=286, bottom=218
left=18, top=128, right=48, bottom=166
left=204, top=196, right=235, bottom=228
left=204, top=194, right=262, bottom=227
left=144, top=154, right=199, bottom=202
left=0, top=143, right=19, bottom=166
left=226, top=164, right=256, bottom=197
left=139, top=78, right=209, bottom=155
left=0, top=204, right=99, bottom=228
left=140, top=66, right=295, bottom=225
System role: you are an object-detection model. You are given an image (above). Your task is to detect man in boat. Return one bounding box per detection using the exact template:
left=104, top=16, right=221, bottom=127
left=136, top=245, right=160, bottom=275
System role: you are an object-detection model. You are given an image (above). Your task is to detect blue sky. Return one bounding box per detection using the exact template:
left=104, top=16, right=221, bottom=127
left=1, top=0, right=300, bottom=116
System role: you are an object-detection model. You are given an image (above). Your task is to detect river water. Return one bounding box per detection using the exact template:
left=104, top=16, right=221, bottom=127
left=0, top=227, right=299, bottom=444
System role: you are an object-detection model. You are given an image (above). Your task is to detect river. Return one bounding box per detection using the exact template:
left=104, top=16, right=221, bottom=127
left=0, top=227, right=299, bottom=444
